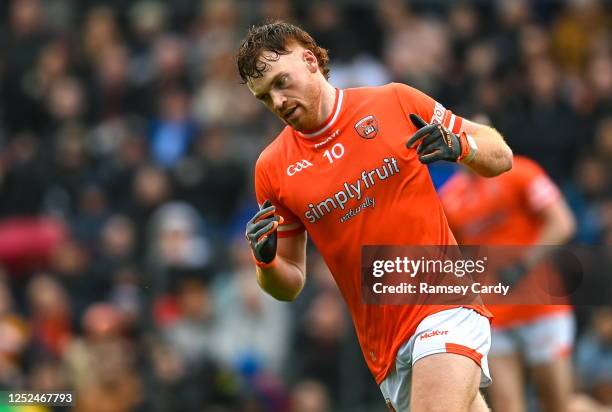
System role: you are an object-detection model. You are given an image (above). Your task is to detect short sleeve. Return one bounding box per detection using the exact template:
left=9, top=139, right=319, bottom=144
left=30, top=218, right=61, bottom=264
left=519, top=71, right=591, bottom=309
left=512, top=158, right=560, bottom=212
left=392, top=83, right=464, bottom=134
left=254, top=156, right=305, bottom=238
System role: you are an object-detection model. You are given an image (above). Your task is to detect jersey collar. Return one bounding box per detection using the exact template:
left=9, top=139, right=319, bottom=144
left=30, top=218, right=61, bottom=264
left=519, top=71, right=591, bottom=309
left=296, top=89, right=344, bottom=139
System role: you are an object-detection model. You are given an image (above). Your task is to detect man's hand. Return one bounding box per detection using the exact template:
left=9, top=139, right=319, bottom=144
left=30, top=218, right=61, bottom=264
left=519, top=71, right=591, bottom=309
left=407, top=114, right=469, bottom=164
left=245, top=200, right=284, bottom=265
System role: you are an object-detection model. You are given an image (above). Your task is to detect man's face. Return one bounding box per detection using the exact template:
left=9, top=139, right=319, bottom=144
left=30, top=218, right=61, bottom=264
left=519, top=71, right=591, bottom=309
left=247, top=44, right=322, bottom=132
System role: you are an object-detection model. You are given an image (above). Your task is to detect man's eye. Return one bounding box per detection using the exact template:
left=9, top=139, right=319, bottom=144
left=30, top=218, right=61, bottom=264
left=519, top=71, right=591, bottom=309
left=277, top=76, right=288, bottom=87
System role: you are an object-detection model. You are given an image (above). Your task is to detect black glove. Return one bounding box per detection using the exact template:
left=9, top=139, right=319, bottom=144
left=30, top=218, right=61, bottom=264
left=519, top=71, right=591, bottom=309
left=406, top=114, right=463, bottom=164
left=245, top=200, right=283, bottom=265
left=497, top=261, right=529, bottom=288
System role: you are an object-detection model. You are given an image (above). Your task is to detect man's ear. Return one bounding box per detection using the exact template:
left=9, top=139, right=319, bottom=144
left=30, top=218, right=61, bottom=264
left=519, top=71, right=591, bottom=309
left=303, top=49, right=319, bottom=74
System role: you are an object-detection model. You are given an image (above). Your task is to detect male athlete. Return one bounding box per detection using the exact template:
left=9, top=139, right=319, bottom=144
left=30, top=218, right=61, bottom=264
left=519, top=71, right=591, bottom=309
left=238, top=22, right=512, bottom=411
left=441, top=155, right=576, bottom=412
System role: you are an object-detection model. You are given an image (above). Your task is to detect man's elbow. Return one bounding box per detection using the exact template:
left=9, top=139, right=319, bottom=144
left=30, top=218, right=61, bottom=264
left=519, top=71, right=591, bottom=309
left=256, top=273, right=305, bottom=302
left=274, top=292, right=300, bottom=302
left=268, top=286, right=303, bottom=302
left=480, top=146, right=513, bottom=177
left=498, top=146, right=513, bottom=174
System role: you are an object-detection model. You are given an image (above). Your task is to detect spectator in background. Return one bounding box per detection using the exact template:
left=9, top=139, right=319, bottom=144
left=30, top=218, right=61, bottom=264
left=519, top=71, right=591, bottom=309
left=71, top=184, right=110, bottom=249
left=2, top=0, right=51, bottom=133
left=65, top=302, right=143, bottom=411
left=148, top=201, right=211, bottom=273
left=380, top=0, right=450, bottom=94
left=287, top=255, right=349, bottom=408
left=305, top=1, right=356, bottom=65
left=28, top=357, right=70, bottom=408
left=585, top=53, right=612, bottom=125
left=101, top=128, right=148, bottom=213
left=127, top=1, right=168, bottom=57
left=575, top=307, right=612, bottom=407
left=552, top=0, right=608, bottom=73
left=73, top=340, right=143, bottom=412
left=149, top=88, right=197, bottom=169
left=26, top=274, right=72, bottom=358
left=192, top=50, right=262, bottom=128
left=47, top=84, right=92, bottom=217
left=214, top=236, right=291, bottom=377
left=493, top=0, right=531, bottom=71
left=129, top=165, right=171, bottom=254
left=80, top=6, right=121, bottom=69
left=173, top=127, right=248, bottom=238
left=290, top=289, right=348, bottom=408
left=97, top=215, right=136, bottom=269
left=107, top=265, right=143, bottom=335
left=87, top=43, right=141, bottom=123
left=153, top=274, right=237, bottom=411
left=147, top=336, right=234, bottom=412
left=573, top=117, right=612, bottom=242
left=448, top=2, right=480, bottom=65
left=146, top=35, right=192, bottom=112
left=289, top=379, right=331, bottom=412
left=191, top=0, right=240, bottom=66
left=259, top=0, right=294, bottom=24
left=50, top=239, right=103, bottom=318
left=162, top=275, right=216, bottom=365
left=503, top=57, right=581, bottom=185
left=0, top=271, right=30, bottom=389
left=0, top=133, right=47, bottom=217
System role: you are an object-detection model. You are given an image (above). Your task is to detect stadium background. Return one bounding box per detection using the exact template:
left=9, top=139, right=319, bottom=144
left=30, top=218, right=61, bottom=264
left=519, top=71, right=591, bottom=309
left=0, top=0, right=610, bottom=411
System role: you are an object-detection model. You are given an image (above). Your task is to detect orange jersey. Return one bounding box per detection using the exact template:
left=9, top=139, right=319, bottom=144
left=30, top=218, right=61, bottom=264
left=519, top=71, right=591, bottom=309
left=254, top=83, right=490, bottom=383
left=440, top=156, right=570, bottom=327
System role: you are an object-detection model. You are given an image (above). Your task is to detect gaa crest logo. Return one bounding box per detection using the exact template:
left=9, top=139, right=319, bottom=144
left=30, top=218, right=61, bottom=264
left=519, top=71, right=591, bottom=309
left=354, top=115, right=378, bottom=139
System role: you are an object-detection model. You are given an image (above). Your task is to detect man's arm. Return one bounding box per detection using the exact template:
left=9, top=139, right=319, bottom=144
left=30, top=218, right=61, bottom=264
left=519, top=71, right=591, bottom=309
left=460, top=119, right=513, bottom=177
left=255, top=232, right=307, bottom=301
left=407, top=115, right=513, bottom=177
left=245, top=196, right=306, bottom=301
left=534, top=196, right=576, bottom=245
left=519, top=195, right=576, bottom=268
left=498, top=189, right=576, bottom=286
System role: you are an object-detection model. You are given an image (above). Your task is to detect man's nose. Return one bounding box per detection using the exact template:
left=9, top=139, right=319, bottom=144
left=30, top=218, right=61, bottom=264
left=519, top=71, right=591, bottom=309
left=270, top=91, right=287, bottom=111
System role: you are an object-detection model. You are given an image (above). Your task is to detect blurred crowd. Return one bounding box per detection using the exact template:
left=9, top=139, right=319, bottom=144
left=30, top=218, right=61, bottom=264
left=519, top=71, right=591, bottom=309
left=0, top=0, right=610, bottom=411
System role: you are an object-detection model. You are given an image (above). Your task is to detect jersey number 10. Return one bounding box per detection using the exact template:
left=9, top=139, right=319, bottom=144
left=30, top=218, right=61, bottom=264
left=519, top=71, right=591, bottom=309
left=323, top=143, right=345, bottom=164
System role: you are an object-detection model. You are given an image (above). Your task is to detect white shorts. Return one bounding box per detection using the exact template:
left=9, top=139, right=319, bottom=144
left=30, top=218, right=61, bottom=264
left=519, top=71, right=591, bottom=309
left=379, top=307, right=492, bottom=412
left=490, top=311, right=575, bottom=365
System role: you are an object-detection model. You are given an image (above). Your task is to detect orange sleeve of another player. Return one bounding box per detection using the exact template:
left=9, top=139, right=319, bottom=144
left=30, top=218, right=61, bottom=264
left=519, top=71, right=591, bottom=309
left=392, top=83, right=464, bottom=134
left=511, top=157, right=561, bottom=212
left=254, top=155, right=305, bottom=238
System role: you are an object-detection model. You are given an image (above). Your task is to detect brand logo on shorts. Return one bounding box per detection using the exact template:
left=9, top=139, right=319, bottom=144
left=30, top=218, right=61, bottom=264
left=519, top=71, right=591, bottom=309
left=385, top=399, right=397, bottom=412
left=419, top=330, right=448, bottom=340
left=354, top=115, right=378, bottom=139
left=286, top=160, right=313, bottom=176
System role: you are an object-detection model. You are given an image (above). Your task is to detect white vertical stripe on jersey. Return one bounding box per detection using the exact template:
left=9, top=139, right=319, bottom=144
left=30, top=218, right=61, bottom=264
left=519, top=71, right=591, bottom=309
left=300, top=90, right=344, bottom=138
left=448, top=114, right=456, bottom=132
